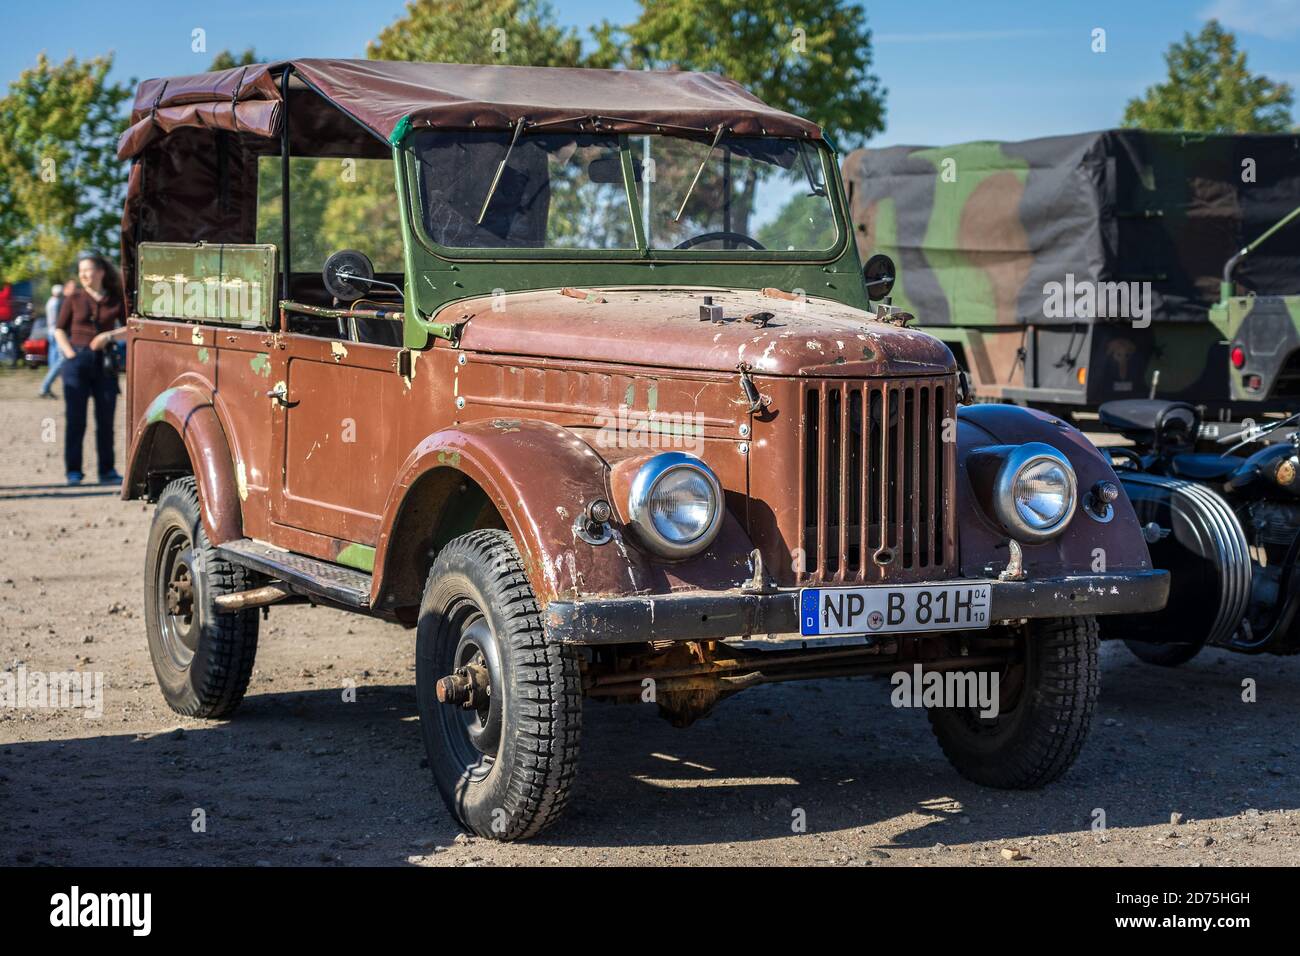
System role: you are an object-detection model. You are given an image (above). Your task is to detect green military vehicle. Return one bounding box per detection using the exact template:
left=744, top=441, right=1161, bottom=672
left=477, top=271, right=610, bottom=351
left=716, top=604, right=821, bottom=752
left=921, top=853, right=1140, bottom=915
left=1210, top=203, right=1300, bottom=404
left=843, top=130, right=1300, bottom=422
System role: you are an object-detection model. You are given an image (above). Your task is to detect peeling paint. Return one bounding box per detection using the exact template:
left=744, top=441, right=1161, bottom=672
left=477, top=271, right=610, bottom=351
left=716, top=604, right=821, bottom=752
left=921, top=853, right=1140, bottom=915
left=145, top=388, right=177, bottom=425
left=401, top=349, right=419, bottom=390
left=191, top=327, right=204, bottom=345
left=436, top=450, right=462, bottom=468
left=336, top=542, right=376, bottom=573
left=249, top=353, right=271, bottom=377
left=197, top=347, right=210, bottom=364
left=330, top=341, right=349, bottom=362
left=236, top=460, right=249, bottom=501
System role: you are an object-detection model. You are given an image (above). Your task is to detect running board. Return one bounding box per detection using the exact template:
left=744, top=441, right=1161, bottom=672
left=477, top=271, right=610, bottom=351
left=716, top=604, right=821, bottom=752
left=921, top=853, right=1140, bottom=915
left=216, top=538, right=372, bottom=609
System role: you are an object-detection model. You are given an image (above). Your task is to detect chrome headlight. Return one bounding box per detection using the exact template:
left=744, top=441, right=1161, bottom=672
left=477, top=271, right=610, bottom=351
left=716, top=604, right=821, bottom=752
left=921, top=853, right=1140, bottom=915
left=992, top=443, right=1078, bottom=541
left=627, top=453, right=724, bottom=558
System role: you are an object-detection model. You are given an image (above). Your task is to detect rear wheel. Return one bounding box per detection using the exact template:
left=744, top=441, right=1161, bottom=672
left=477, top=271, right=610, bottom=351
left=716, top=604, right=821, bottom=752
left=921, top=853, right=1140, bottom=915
left=415, top=530, right=582, bottom=840
left=928, top=616, right=1098, bottom=789
left=143, top=477, right=259, bottom=718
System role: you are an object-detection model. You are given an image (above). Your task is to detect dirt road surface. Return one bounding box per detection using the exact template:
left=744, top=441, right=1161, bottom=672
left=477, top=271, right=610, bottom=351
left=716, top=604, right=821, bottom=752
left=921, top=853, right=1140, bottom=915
left=1, top=367, right=1297, bottom=866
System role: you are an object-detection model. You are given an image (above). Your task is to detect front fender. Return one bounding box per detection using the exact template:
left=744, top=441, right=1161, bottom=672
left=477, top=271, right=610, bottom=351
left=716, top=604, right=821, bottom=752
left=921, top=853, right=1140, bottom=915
left=122, top=384, right=244, bottom=545
left=955, top=404, right=1151, bottom=577
left=372, top=419, right=755, bottom=608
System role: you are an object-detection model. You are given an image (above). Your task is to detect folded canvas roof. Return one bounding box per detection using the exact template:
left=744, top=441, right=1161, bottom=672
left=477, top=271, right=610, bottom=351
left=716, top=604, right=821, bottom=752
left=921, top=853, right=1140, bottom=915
left=118, top=58, right=822, bottom=161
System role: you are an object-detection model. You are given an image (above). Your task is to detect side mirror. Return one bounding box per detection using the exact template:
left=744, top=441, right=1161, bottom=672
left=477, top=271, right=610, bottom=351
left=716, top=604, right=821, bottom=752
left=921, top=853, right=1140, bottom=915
left=323, top=249, right=375, bottom=302
left=863, top=253, right=896, bottom=302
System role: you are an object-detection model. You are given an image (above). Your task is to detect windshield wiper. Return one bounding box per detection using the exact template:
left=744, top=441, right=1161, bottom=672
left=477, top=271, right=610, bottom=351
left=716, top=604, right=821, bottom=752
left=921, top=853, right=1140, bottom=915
left=477, top=118, right=527, bottom=225
left=672, top=125, right=726, bottom=222
left=797, top=144, right=827, bottom=198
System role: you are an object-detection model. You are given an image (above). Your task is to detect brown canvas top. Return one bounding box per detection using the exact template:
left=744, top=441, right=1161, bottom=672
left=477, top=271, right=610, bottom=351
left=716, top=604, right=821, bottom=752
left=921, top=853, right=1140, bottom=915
left=117, top=58, right=823, bottom=160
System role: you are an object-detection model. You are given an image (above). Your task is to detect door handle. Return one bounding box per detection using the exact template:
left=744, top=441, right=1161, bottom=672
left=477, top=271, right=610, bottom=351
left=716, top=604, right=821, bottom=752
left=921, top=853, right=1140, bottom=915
left=266, top=382, right=298, bottom=408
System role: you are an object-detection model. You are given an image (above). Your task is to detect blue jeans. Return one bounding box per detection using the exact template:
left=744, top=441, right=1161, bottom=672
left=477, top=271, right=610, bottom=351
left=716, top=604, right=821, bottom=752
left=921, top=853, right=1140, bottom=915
left=62, top=347, right=118, bottom=478
left=40, top=343, right=65, bottom=394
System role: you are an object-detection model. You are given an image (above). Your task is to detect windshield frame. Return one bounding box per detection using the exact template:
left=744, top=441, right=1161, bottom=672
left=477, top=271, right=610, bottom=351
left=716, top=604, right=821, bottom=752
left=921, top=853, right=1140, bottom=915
left=399, top=131, right=849, bottom=265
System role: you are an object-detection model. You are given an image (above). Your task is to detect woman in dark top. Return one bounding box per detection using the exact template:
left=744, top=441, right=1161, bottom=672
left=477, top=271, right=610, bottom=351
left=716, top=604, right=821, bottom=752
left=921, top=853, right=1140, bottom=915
left=53, top=253, right=128, bottom=486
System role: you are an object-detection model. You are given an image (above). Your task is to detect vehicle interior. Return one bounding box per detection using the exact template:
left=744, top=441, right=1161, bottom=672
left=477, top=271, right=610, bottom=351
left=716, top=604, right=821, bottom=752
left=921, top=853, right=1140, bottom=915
left=124, top=75, right=405, bottom=346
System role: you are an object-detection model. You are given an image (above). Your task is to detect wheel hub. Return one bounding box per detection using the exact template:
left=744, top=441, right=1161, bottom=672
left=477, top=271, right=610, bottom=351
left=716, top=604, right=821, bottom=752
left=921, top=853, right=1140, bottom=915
left=166, top=569, right=194, bottom=620
left=444, top=614, right=502, bottom=761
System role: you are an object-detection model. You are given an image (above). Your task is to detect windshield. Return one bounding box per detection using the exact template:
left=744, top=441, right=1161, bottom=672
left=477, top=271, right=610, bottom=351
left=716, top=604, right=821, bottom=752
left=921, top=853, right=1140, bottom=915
left=412, top=129, right=839, bottom=254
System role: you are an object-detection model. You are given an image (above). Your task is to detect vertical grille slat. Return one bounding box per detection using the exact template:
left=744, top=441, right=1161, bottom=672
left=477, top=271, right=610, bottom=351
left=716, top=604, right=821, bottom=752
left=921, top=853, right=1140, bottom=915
left=815, top=382, right=829, bottom=579
left=799, top=376, right=956, bottom=583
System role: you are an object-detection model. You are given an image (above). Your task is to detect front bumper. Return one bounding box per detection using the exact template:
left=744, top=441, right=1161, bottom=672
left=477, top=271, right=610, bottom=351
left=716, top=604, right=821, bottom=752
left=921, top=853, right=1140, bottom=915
left=544, top=570, right=1169, bottom=645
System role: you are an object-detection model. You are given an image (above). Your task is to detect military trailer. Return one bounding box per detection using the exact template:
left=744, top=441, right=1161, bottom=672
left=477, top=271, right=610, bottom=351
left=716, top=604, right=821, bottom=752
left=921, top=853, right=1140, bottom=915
left=118, top=60, right=1167, bottom=840
left=844, top=130, right=1300, bottom=419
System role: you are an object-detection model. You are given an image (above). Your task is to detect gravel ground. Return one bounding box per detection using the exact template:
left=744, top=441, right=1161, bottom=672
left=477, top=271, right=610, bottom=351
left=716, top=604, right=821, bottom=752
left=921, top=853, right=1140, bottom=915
left=1, top=366, right=1297, bottom=867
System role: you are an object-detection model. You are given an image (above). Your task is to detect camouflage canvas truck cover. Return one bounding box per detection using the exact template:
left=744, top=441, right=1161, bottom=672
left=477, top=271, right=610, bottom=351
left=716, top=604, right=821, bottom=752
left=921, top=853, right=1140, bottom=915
left=116, top=60, right=1167, bottom=841
left=844, top=130, right=1300, bottom=417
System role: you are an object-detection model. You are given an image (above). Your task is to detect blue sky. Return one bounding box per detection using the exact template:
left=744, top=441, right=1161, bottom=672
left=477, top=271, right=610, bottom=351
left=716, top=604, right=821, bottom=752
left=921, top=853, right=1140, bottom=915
left=3, top=0, right=1298, bottom=146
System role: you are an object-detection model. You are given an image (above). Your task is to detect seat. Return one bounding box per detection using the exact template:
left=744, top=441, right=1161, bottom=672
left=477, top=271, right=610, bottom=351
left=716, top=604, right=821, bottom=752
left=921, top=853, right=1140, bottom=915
left=1169, top=453, right=1240, bottom=481
left=1097, top=399, right=1197, bottom=434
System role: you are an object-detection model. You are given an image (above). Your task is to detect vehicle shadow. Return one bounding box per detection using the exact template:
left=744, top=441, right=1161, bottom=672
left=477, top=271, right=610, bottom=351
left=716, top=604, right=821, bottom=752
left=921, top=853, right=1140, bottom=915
left=2, top=642, right=1296, bottom=864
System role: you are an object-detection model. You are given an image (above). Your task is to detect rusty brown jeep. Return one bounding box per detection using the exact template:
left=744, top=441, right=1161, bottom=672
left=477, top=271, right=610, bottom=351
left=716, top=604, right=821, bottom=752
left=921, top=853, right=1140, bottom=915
left=118, top=59, right=1168, bottom=840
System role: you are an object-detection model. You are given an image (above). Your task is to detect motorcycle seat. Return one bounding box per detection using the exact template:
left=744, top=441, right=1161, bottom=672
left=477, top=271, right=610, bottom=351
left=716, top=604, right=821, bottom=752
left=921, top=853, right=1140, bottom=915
left=1097, top=399, right=1198, bottom=435
left=1169, top=453, right=1239, bottom=481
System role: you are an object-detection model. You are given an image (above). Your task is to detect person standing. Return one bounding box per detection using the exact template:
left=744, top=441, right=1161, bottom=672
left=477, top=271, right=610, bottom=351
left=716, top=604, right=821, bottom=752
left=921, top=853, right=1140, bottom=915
left=53, top=254, right=128, bottom=486
left=38, top=282, right=66, bottom=397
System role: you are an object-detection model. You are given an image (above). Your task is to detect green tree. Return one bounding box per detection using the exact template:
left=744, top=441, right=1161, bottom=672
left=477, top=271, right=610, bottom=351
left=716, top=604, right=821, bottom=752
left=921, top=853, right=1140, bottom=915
left=595, top=0, right=887, bottom=147
left=0, top=53, right=132, bottom=283
left=208, top=48, right=260, bottom=71
left=1123, top=20, right=1295, bottom=133
left=368, top=0, right=584, bottom=66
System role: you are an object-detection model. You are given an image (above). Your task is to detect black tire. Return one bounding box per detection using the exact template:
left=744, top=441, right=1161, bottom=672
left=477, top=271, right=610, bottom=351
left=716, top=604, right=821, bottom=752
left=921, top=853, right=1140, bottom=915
left=1122, top=637, right=1203, bottom=667
left=928, top=616, right=1098, bottom=789
left=415, top=530, right=581, bottom=840
left=143, top=477, right=259, bottom=718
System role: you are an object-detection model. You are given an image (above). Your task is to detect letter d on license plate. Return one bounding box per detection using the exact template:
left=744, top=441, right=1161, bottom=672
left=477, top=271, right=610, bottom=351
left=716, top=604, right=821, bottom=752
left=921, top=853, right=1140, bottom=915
left=800, top=583, right=991, bottom=637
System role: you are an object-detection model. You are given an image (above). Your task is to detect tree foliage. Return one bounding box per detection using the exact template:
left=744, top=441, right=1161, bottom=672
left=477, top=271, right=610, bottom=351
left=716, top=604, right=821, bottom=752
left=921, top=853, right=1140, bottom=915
left=1123, top=20, right=1295, bottom=133
left=593, top=0, right=886, bottom=147
left=0, top=53, right=132, bottom=284
left=208, top=48, right=260, bottom=71
left=368, top=0, right=584, bottom=66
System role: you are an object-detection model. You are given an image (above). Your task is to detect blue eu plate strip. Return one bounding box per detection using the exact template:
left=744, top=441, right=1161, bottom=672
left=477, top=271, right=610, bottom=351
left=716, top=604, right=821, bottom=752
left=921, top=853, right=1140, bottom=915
left=801, top=589, right=821, bottom=636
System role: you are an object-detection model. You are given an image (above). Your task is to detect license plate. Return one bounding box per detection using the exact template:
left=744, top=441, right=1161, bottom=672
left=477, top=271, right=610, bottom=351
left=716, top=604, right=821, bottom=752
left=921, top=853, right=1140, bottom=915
left=800, top=583, right=992, bottom=637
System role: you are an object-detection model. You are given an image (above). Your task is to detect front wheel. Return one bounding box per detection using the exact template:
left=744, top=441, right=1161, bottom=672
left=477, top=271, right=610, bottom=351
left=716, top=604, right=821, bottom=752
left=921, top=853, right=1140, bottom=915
left=415, top=530, right=582, bottom=840
left=143, top=477, right=259, bottom=718
left=928, top=616, right=1098, bottom=789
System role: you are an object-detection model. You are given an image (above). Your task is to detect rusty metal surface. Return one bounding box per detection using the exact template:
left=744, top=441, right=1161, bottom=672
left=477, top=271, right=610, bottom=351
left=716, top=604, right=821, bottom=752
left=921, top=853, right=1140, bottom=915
left=452, top=288, right=956, bottom=377
left=124, top=274, right=1147, bottom=622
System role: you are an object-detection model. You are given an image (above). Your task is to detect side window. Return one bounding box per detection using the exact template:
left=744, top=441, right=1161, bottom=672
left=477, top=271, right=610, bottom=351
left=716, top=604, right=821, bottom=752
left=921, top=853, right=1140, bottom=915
left=256, top=156, right=404, bottom=273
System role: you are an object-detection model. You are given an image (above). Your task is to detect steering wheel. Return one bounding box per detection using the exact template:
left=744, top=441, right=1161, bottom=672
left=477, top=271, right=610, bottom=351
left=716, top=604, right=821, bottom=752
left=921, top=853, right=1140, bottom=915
left=673, top=231, right=766, bottom=251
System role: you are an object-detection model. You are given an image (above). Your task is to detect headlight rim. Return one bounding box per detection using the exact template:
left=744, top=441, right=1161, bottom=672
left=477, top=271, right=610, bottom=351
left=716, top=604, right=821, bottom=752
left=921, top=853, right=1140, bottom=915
left=992, top=443, right=1078, bottom=542
left=627, top=452, right=724, bottom=558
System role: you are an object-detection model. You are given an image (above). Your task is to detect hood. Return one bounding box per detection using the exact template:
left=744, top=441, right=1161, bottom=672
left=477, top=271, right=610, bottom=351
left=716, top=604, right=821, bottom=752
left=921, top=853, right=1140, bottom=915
left=448, top=288, right=956, bottom=377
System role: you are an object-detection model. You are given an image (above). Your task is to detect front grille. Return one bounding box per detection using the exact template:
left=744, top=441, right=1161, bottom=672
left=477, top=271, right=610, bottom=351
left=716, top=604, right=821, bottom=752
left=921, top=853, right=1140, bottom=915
left=798, top=377, right=956, bottom=583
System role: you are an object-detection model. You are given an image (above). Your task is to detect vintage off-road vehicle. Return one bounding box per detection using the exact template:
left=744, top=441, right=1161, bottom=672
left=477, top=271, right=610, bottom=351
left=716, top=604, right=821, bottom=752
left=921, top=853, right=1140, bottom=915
left=118, top=60, right=1168, bottom=839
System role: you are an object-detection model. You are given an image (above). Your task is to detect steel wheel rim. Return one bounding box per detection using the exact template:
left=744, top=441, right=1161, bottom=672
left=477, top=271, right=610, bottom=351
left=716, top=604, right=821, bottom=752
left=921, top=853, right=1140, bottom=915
left=156, top=524, right=199, bottom=670
left=441, top=604, right=503, bottom=782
